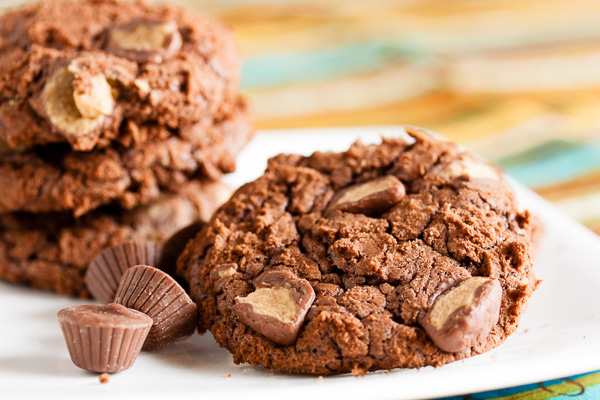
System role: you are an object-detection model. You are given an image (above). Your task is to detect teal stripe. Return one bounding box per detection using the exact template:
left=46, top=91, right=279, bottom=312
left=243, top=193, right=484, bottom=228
left=499, top=141, right=581, bottom=168
left=552, top=385, right=600, bottom=400
left=240, top=39, right=426, bottom=89
left=439, top=372, right=595, bottom=399
left=498, top=141, right=600, bottom=188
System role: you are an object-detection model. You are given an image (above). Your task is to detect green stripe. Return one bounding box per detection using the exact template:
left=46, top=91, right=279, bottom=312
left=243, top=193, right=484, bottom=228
left=240, top=39, right=426, bottom=89
left=498, top=141, right=600, bottom=188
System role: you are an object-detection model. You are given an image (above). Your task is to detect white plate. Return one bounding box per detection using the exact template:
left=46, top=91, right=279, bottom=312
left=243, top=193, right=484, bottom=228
left=1, top=127, right=600, bottom=400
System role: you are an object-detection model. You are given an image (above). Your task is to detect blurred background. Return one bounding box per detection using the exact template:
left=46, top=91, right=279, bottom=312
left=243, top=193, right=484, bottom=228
left=3, top=0, right=600, bottom=235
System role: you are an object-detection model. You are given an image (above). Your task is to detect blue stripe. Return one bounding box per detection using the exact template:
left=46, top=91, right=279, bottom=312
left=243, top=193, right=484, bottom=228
left=498, top=141, right=600, bottom=188
left=240, top=39, right=426, bottom=89
left=439, top=372, right=596, bottom=399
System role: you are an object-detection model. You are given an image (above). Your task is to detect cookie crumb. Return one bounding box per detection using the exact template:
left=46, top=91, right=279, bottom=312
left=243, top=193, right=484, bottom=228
left=99, top=373, right=110, bottom=384
left=351, top=365, right=366, bottom=377
left=524, top=329, right=529, bottom=333
left=318, top=376, right=323, bottom=380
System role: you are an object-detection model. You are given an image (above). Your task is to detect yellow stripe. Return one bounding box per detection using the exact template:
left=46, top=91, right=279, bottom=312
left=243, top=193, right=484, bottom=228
left=256, top=92, right=547, bottom=143
left=537, top=170, right=600, bottom=201
left=255, top=92, right=492, bottom=131
left=428, top=98, right=546, bottom=142
left=205, top=0, right=600, bottom=56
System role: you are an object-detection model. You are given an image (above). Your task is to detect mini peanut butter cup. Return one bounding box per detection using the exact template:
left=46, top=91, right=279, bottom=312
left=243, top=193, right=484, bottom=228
left=326, top=175, right=405, bottom=216
left=57, top=303, right=152, bottom=373
left=85, top=240, right=161, bottom=303
left=420, top=277, right=502, bottom=353
left=233, top=270, right=315, bottom=346
left=114, top=265, right=197, bottom=351
left=158, top=221, right=205, bottom=287
left=106, top=19, right=183, bottom=64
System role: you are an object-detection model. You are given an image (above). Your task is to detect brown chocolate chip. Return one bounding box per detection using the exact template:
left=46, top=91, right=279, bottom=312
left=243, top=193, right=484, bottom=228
left=233, top=270, right=315, bottom=346
left=419, top=277, right=502, bottom=353
left=106, top=19, right=182, bottom=64
left=158, top=221, right=205, bottom=286
left=435, top=157, right=501, bottom=181
left=57, top=303, right=152, bottom=373
left=327, top=175, right=405, bottom=216
left=113, top=265, right=197, bottom=351
left=85, top=240, right=161, bottom=303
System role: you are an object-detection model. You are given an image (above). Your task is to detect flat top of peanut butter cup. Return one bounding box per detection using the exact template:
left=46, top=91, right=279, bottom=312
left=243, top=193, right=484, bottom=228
left=58, top=303, right=152, bottom=328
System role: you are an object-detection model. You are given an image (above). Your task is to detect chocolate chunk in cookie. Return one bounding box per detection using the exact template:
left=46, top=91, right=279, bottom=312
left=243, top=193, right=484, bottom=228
left=233, top=270, right=315, bottom=346
left=106, top=19, right=182, bottom=64
left=327, top=175, right=405, bottom=216
left=419, top=277, right=502, bottom=353
left=42, top=62, right=117, bottom=138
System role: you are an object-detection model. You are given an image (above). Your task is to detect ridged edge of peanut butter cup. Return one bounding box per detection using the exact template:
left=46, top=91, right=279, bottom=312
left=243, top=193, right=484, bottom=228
left=114, top=265, right=197, bottom=351
left=85, top=240, right=161, bottom=303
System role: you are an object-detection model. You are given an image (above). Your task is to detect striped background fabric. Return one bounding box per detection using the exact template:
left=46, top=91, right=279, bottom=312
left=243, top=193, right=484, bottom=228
left=183, top=0, right=600, bottom=237
left=3, top=0, right=599, bottom=398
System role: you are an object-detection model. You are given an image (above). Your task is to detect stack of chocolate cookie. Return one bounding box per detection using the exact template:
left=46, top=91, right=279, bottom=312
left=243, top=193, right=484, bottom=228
left=0, top=0, right=253, bottom=297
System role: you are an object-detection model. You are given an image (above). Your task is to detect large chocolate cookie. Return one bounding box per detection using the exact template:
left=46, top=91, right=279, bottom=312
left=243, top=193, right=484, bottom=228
left=0, top=0, right=239, bottom=151
left=0, top=99, right=252, bottom=216
left=0, top=180, right=230, bottom=298
left=178, top=129, right=539, bottom=375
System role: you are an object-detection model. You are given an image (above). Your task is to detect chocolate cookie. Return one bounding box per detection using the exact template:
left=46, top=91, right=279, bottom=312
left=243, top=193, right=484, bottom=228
left=0, top=99, right=252, bottom=216
left=0, top=0, right=239, bottom=151
left=0, top=180, right=230, bottom=298
left=178, top=129, right=539, bottom=375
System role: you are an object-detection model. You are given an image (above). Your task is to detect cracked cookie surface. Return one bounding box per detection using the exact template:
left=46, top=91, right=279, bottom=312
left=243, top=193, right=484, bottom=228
left=0, top=180, right=229, bottom=298
left=0, top=0, right=239, bottom=151
left=178, top=129, right=539, bottom=375
left=0, top=99, right=252, bottom=216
